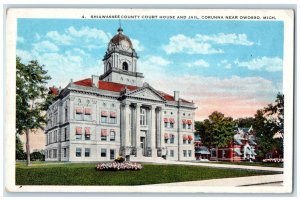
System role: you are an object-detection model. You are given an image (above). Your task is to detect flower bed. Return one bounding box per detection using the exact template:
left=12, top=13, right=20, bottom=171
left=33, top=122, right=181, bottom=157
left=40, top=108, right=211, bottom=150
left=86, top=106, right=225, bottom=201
left=262, top=158, right=284, bottom=163
left=96, top=162, right=143, bottom=171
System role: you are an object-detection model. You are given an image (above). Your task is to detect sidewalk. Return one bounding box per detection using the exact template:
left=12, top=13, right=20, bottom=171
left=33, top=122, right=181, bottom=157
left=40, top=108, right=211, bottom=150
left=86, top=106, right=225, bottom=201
left=143, top=174, right=283, bottom=187
left=140, top=160, right=283, bottom=172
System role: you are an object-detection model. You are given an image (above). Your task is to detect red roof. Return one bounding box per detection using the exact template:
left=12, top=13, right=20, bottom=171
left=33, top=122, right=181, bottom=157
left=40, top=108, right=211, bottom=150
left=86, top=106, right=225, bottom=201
left=73, top=78, right=192, bottom=103
left=49, top=87, right=59, bottom=96
left=73, top=78, right=138, bottom=92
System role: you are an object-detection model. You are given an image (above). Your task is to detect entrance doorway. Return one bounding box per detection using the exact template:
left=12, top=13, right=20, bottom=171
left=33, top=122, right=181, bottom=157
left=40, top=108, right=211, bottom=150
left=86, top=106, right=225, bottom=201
left=140, top=137, right=146, bottom=156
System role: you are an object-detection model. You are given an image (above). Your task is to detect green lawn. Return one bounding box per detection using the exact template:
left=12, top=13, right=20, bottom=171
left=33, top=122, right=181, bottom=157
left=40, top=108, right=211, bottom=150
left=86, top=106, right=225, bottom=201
left=199, top=161, right=283, bottom=168
left=16, top=162, right=281, bottom=186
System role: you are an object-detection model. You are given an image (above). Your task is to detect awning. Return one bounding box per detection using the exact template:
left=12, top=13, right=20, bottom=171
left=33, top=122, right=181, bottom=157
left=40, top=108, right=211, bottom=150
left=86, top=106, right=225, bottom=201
left=183, top=134, right=188, bottom=140
left=164, top=118, right=169, bottom=123
left=169, top=118, right=175, bottom=123
left=187, top=120, right=192, bottom=125
left=85, top=127, right=91, bottom=135
left=101, top=111, right=108, bottom=116
left=195, top=150, right=210, bottom=154
left=234, top=139, right=243, bottom=145
left=101, top=129, right=108, bottom=136
left=195, top=147, right=210, bottom=154
left=182, top=119, right=187, bottom=124
left=85, top=108, right=91, bottom=115
left=164, top=133, right=170, bottom=139
left=234, top=148, right=242, bottom=156
left=76, top=107, right=83, bottom=114
left=188, top=135, right=193, bottom=141
left=76, top=127, right=82, bottom=134
left=110, top=111, right=117, bottom=117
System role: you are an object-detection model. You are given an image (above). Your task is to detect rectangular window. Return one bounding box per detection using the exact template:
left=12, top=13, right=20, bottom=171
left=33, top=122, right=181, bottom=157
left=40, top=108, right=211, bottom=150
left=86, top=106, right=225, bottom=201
left=76, top=148, right=81, bottom=157
left=84, top=114, right=91, bottom=121
left=183, top=140, right=187, bottom=144
left=85, top=134, right=90, bottom=140
left=110, top=117, right=116, bottom=124
left=65, top=107, right=68, bottom=122
left=188, top=150, right=192, bottom=157
left=170, top=135, right=175, bottom=144
left=183, top=150, right=187, bottom=157
left=164, top=138, right=168, bottom=144
left=49, top=150, right=52, bottom=158
left=85, top=127, right=91, bottom=140
left=183, top=123, right=187, bottom=129
left=64, top=127, right=67, bottom=141
left=140, top=108, right=147, bottom=126
left=101, top=149, right=106, bottom=157
left=85, top=148, right=90, bottom=157
left=63, top=148, right=67, bottom=157
left=188, top=124, right=191, bottom=129
left=76, top=113, right=83, bottom=121
left=110, top=131, right=115, bottom=141
left=110, top=149, right=115, bottom=160
left=101, top=116, right=108, bottom=123
left=75, top=107, right=83, bottom=121
left=170, top=122, right=174, bottom=128
left=170, top=150, right=174, bottom=157
left=188, top=140, right=191, bottom=144
left=76, top=134, right=82, bottom=140
left=76, top=127, right=82, bottom=140
left=164, top=122, right=168, bottom=128
left=53, top=149, right=57, bottom=158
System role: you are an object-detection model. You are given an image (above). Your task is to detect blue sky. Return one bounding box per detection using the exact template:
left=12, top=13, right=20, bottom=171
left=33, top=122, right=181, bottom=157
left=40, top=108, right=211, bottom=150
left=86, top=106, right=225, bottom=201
left=16, top=19, right=283, bottom=120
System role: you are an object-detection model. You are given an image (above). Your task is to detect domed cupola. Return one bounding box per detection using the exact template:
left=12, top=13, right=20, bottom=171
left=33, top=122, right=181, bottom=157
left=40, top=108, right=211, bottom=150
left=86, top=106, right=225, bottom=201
left=109, top=27, right=133, bottom=50
left=100, top=26, right=144, bottom=87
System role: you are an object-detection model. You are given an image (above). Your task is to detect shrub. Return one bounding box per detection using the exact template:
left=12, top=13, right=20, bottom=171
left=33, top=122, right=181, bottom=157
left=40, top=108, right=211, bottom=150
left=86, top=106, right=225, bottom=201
left=29, top=151, right=45, bottom=161
left=96, top=162, right=142, bottom=171
left=114, top=156, right=125, bottom=163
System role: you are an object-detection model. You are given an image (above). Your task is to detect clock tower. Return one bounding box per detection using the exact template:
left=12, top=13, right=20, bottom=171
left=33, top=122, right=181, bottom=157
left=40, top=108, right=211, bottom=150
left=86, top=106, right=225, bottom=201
left=100, top=27, right=144, bottom=87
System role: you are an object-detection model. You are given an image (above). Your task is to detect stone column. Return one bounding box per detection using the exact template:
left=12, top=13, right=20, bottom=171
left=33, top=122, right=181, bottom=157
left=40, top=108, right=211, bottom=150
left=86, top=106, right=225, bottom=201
left=150, top=106, right=157, bottom=156
left=156, top=107, right=161, bottom=149
left=135, top=103, right=142, bottom=157
left=120, top=102, right=131, bottom=156
left=160, top=107, right=166, bottom=156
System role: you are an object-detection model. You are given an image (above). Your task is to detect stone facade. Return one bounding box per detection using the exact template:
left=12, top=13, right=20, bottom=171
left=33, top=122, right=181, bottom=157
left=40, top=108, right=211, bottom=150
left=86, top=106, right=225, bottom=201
left=45, top=27, right=197, bottom=162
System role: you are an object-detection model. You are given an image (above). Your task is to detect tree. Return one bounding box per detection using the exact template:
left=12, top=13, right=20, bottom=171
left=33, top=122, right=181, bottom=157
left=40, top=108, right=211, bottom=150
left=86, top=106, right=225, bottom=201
left=16, top=135, right=25, bottom=160
left=254, top=93, right=284, bottom=159
left=197, top=111, right=235, bottom=160
left=16, top=57, right=51, bottom=166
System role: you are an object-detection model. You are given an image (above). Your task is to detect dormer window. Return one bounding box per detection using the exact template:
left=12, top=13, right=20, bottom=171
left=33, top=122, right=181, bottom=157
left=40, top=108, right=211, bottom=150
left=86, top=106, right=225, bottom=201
left=122, top=62, right=128, bottom=71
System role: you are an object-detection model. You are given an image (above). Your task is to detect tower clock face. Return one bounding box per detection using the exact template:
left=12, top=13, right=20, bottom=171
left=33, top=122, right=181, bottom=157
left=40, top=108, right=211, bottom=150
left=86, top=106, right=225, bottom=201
left=120, top=40, right=130, bottom=50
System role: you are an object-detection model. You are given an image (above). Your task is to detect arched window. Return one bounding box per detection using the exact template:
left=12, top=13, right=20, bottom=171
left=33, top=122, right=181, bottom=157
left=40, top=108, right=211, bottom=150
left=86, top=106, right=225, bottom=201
left=122, top=62, right=128, bottom=71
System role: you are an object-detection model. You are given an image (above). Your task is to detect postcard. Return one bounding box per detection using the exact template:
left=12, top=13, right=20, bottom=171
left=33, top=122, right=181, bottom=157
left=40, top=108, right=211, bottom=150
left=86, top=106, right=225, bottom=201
left=5, top=8, right=294, bottom=193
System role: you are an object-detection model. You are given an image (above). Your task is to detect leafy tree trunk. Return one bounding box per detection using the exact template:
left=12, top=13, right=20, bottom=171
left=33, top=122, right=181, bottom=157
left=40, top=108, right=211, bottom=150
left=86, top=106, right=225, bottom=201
left=25, top=128, right=31, bottom=166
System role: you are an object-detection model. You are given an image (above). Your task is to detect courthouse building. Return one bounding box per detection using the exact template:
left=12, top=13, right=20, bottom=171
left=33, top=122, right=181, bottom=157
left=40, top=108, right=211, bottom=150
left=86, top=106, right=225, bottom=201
left=45, top=27, right=197, bottom=162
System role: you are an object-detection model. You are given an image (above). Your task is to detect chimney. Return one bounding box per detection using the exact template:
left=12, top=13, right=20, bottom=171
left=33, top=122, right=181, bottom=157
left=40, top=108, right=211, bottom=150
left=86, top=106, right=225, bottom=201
left=92, top=75, right=99, bottom=87
left=174, top=91, right=179, bottom=101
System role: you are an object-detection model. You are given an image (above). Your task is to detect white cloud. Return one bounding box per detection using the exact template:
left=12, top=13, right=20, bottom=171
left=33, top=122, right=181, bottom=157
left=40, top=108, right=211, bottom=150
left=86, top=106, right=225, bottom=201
left=235, top=56, right=283, bottom=72
left=67, top=26, right=112, bottom=43
left=131, top=38, right=144, bottom=52
left=163, top=33, right=255, bottom=55
left=17, top=36, right=25, bottom=43
left=186, top=59, right=210, bottom=68
left=46, top=31, right=73, bottom=45
left=163, top=34, right=223, bottom=55
left=218, top=59, right=232, bottom=69
left=32, top=41, right=59, bottom=53
left=195, top=33, right=254, bottom=46
left=16, top=48, right=103, bottom=88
